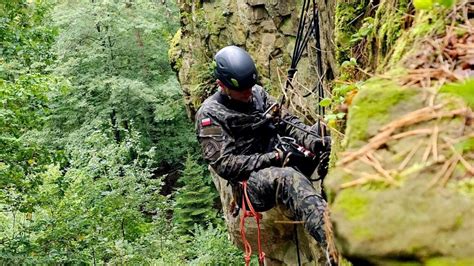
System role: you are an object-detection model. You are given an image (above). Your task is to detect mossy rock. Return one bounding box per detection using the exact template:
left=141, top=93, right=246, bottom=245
left=330, top=179, right=474, bottom=264
left=328, top=78, right=474, bottom=264
left=439, top=79, right=474, bottom=109
left=344, top=78, right=418, bottom=149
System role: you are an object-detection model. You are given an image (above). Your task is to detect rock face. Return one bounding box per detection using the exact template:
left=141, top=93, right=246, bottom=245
left=327, top=1, right=474, bottom=264
left=172, top=0, right=474, bottom=265
left=170, top=0, right=336, bottom=121
left=171, top=1, right=336, bottom=264
left=327, top=80, right=474, bottom=264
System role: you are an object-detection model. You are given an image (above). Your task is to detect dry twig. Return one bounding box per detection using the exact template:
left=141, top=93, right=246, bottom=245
left=431, top=125, right=439, bottom=161
left=428, top=154, right=457, bottom=188
left=398, top=141, right=424, bottom=171
left=339, top=106, right=467, bottom=166
left=340, top=172, right=386, bottom=189
left=440, top=157, right=460, bottom=187
left=442, top=136, right=474, bottom=175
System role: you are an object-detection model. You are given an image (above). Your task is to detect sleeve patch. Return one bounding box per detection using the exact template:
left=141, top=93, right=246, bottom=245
left=202, top=138, right=220, bottom=161
left=200, top=125, right=223, bottom=137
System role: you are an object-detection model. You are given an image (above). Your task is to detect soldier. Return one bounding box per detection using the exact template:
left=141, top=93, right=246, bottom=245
left=195, top=45, right=331, bottom=247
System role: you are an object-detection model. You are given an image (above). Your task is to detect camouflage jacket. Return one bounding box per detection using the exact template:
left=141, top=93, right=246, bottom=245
left=195, top=85, right=321, bottom=183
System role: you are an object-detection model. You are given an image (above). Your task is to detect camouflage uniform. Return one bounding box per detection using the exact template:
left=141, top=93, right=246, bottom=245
left=195, top=85, right=328, bottom=244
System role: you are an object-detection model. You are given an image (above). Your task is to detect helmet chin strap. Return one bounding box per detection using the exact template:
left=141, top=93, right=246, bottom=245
left=217, top=81, right=234, bottom=100
left=220, top=87, right=232, bottom=100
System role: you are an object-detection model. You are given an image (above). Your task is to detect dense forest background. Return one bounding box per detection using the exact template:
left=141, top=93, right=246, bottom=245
left=0, top=0, right=241, bottom=264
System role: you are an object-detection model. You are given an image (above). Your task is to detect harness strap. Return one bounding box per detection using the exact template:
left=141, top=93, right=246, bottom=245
left=240, top=180, right=265, bottom=266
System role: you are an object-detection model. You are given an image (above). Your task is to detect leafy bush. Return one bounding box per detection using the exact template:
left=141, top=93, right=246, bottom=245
left=0, top=1, right=238, bottom=264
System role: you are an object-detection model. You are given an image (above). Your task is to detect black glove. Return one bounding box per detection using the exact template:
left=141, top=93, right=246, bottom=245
left=276, top=148, right=318, bottom=177
left=276, top=148, right=305, bottom=167
left=309, top=135, right=331, bottom=155
left=315, top=149, right=330, bottom=179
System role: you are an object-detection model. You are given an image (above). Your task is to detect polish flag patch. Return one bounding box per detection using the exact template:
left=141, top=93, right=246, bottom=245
left=201, top=118, right=212, bottom=127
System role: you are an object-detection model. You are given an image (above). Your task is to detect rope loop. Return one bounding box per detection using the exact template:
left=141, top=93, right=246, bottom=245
left=240, top=180, right=265, bottom=266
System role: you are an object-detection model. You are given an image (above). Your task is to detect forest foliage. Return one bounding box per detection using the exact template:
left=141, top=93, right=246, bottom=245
left=0, top=0, right=240, bottom=264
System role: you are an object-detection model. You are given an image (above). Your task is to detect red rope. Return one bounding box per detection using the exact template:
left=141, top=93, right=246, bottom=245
left=240, top=180, right=265, bottom=266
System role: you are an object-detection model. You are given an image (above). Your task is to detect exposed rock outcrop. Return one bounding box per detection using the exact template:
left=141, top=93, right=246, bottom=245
left=169, top=0, right=336, bottom=121
left=328, top=0, right=474, bottom=264
left=171, top=0, right=474, bottom=265
left=170, top=1, right=336, bottom=264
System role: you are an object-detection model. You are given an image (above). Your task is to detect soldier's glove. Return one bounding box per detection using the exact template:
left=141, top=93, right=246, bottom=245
left=311, top=136, right=331, bottom=180
left=315, top=150, right=330, bottom=180
left=309, top=135, right=331, bottom=156
left=275, top=148, right=305, bottom=167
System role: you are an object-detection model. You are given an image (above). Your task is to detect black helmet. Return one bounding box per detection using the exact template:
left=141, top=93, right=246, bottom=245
left=214, top=46, right=258, bottom=91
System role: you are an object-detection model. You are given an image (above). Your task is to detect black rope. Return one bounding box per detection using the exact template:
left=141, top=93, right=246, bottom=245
left=302, top=0, right=324, bottom=100
left=291, top=0, right=309, bottom=68
left=283, top=1, right=329, bottom=262
left=294, top=224, right=302, bottom=266
left=314, top=0, right=325, bottom=118
left=284, top=0, right=328, bottom=137
left=295, top=17, right=315, bottom=63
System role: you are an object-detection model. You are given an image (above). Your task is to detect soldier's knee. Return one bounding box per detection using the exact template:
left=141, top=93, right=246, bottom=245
left=278, top=167, right=306, bottom=180
left=278, top=167, right=312, bottom=187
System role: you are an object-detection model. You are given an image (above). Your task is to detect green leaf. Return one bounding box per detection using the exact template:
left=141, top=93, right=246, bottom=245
left=319, top=98, right=332, bottom=107
left=413, top=0, right=434, bottom=10
left=436, top=0, right=454, bottom=7
left=336, top=112, right=346, bottom=119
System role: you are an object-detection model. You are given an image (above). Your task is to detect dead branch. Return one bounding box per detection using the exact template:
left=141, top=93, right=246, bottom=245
left=432, top=125, right=439, bottom=161
left=391, top=128, right=432, bottom=139
left=440, top=158, right=460, bottom=187
left=428, top=154, right=457, bottom=188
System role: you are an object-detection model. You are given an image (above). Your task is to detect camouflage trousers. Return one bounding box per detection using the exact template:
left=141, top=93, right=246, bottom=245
left=242, top=166, right=327, bottom=244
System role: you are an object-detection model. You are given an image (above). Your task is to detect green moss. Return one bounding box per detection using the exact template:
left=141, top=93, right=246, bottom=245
left=335, top=0, right=371, bottom=64
left=425, top=257, right=474, bottom=266
left=455, top=137, right=474, bottom=153
left=439, top=79, right=474, bottom=108
left=372, top=0, right=412, bottom=71
left=353, top=226, right=373, bottom=240
left=335, top=0, right=451, bottom=72
left=325, top=168, right=354, bottom=204
left=344, top=79, right=416, bottom=148
left=389, top=10, right=447, bottom=67
left=336, top=0, right=412, bottom=71
left=203, top=5, right=227, bottom=35
left=280, top=16, right=294, bottom=34
left=168, top=29, right=183, bottom=71
left=448, top=179, right=474, bottom=197
left=332, top=188, right=371, bottom=221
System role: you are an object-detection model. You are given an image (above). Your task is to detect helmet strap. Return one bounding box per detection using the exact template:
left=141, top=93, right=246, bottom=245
left=217, top=80, right=233, bottom=100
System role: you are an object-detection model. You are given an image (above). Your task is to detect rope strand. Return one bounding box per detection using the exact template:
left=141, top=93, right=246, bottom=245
left=240, top=181, right=265, bottom=266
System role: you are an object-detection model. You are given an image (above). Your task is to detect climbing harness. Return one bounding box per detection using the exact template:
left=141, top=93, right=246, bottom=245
left=240, top=180, right=265, bottom=265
